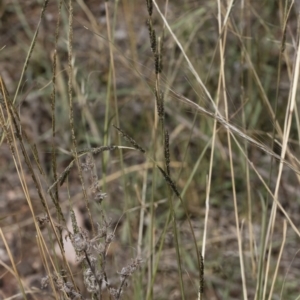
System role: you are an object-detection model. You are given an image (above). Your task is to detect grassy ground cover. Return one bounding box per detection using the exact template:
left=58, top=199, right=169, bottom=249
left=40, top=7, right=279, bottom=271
left=1, top=0, right=300, bottom=299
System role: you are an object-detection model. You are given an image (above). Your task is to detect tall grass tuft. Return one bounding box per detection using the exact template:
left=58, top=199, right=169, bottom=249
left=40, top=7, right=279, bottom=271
left=1, top=0, right=300, bottom=299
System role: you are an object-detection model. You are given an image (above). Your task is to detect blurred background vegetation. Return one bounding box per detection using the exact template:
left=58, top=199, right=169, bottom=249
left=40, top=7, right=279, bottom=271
left=1, top=0, right=300, bottom=299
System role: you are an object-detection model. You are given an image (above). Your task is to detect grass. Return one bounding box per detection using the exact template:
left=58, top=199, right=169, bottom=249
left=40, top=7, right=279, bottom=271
left=1, top=0, right=300, bottom=299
